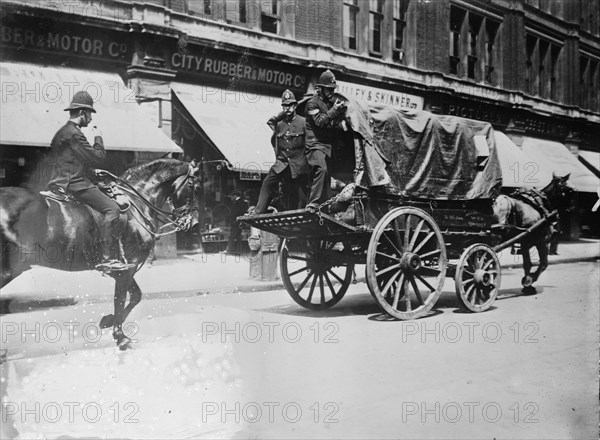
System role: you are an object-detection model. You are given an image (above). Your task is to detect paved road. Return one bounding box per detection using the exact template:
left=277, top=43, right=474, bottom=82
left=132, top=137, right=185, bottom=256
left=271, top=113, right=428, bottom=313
left=1, top=262, right=598, bottom=439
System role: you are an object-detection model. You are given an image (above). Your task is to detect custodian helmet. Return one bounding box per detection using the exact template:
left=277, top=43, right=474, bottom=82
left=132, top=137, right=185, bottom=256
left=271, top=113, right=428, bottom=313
left=316, top=70, right=337, bottom=88
left=281, top=89, right=297, bottom=105
left=64, top=91, right=96, bottom=113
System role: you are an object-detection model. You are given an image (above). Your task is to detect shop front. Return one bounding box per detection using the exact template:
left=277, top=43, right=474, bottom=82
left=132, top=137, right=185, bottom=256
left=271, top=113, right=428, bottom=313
left=0, top=8, right=184, bottom=256
left=152, top=41, right=311, bottom=253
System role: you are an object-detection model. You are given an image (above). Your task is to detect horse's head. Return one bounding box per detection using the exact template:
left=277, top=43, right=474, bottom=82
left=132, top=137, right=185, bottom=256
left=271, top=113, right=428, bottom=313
left=122, top=158, right=201, bottom=231
left=544, top=172, right=575, bottom=213
left=163, top=161, right=201, bottom=231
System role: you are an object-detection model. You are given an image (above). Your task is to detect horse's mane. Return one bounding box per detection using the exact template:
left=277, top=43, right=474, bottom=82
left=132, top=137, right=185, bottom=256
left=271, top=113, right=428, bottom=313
left=121, top=158, right=189, bottom=185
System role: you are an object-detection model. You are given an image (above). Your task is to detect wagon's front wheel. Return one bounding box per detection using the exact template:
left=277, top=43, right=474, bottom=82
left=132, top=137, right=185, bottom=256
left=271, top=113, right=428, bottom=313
left=280, top=239, right=353, bottom=310
left=455, top=244, right=501, bottom=312
left=366, top=207, right=447, bottom=320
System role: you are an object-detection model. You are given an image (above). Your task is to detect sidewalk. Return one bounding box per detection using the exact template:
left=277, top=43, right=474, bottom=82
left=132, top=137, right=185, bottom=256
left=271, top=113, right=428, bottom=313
left=1, top=239, right=598, bottom=313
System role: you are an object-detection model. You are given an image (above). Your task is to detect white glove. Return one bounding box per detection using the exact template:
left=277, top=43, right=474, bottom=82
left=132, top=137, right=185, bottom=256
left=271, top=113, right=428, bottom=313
left=90, top=126, right=103, bottom=138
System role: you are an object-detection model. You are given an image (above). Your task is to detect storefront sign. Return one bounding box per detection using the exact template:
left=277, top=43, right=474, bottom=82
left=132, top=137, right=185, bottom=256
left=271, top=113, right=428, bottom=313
left=169, top=47, right=307, bottom=90
left=512, top=115, right=568, bottom=139
left=336, top=80, right=423, bottom=110
left=0, top=15, right=131, bottom=62
left=444, top=102, right=510, bottom=126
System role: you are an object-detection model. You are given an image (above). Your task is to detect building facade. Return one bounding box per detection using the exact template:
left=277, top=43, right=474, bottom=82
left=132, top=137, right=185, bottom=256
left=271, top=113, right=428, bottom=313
left=1, top=0, right=599, bottom=248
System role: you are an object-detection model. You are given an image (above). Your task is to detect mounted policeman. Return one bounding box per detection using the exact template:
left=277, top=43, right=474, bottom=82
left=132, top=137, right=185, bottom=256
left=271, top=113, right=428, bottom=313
left=254, top=89, right=308, bottom=214
left=46, top=90, right=129, bottom=271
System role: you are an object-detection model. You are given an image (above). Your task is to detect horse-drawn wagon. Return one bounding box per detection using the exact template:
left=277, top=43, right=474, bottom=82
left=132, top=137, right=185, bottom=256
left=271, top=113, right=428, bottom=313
left=240, top=97, right=571, bottom=320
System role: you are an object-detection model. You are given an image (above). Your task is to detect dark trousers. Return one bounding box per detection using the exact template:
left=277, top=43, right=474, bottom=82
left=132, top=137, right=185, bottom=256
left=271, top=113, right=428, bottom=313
left=306, top=149, right=330, bottom=206
left=73, top=186, right=125, bottom=235
left=255, top=167, right=307, bottom=214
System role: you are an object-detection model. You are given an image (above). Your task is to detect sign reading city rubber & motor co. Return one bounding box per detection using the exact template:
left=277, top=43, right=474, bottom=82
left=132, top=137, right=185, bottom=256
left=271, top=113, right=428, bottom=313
left=168, top=45, right=308, bottom=93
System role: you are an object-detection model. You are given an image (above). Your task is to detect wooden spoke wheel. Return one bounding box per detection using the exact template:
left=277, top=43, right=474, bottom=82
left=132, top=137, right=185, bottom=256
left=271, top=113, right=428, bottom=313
left=280, top=239, right=354, bottom=310
left=455, top=244, right=501, bottom=312
left=366, top=207, right=447, bottom=320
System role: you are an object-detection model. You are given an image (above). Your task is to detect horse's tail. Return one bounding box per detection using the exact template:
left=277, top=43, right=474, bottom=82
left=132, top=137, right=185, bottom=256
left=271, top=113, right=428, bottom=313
left=493, top=194, right=513, bottom=225
left=0, top=187, right=37, bottom=244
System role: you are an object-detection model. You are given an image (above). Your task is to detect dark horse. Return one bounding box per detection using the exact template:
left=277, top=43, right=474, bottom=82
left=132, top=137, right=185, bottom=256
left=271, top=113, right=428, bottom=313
left=0, top=159, right=199, bottom=348
left=493, top=173, right=575, bottom=294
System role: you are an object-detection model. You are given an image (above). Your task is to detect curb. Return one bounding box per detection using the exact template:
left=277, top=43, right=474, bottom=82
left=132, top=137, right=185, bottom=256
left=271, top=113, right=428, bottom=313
left=0, top=256, right=597, bottom=315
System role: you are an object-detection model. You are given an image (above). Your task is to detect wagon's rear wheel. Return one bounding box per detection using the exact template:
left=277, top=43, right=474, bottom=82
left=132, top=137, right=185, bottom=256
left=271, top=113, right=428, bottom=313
left=366, top=207, right=447, bottom=320
left=280, top=239, right=353, bottom=310
left=455, top=244, right=501, bottom=312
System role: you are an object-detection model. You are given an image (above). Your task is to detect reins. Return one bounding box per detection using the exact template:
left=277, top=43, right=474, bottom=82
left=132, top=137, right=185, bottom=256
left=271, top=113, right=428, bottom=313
left=96, top=165, right=198, bottom=237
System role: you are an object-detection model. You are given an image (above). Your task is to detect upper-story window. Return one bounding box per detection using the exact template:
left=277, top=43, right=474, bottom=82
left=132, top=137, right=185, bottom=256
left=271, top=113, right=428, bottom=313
left=187, top=0, right=214, bottom=17
left=580, top=55, right=600, bottom=111
left=449, top=6, right=499, bottom=84
left=449, top=6, right=465, bottom=75
left=261, top=0, right=280, bottom=34
left=393, top=0, right=409, bottom=62
left=485, top=19, right=500, bottom=85
left=225, top=0, right=248, bottom=24
left=343, top=0, right=359, bottom=51
left=526, top=33, right=561, bottom=100
left=369, top=0, right=385, bottom=55
left=467, top=13, right=482, bottom=80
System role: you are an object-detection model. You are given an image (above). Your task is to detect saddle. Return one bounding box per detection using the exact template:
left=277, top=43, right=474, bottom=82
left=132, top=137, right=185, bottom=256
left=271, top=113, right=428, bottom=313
left=510, top=188, right=551, bottom=218
left=40, top=169, right=130, bottom=212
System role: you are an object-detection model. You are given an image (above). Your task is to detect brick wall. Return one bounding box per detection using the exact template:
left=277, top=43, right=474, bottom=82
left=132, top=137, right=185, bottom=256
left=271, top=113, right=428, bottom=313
left=295, top=0, right=343, bottom=48
left=415, top=0, right=449, bottom=73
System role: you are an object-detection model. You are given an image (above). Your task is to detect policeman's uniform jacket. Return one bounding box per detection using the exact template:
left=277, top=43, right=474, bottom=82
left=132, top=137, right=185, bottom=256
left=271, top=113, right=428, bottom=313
left=267, top=112, right=307, bottom=179
left=47, top=121, right=106, bottom=192
left=305, top=93, right=345, bottom=157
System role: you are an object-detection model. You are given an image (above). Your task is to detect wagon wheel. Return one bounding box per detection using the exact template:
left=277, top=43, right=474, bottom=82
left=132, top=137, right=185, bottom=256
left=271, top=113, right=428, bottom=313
left=280, top=238, right=354, bottom=310
left=455, top=244, right=501, bottom=312
left=366, top=207, right=447, bottom=320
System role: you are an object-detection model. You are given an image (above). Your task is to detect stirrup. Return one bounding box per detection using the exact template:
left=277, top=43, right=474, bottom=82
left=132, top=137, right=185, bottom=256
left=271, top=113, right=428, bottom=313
left=95, top=259, right=135, bottom=272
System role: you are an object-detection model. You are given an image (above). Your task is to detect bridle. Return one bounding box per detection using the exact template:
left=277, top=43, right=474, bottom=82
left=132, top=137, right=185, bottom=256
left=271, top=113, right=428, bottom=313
left=101, top=164, right=199, bottom=237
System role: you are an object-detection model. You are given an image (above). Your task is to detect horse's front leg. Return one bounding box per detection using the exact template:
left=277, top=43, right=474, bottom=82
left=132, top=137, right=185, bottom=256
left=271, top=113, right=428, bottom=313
left=521, top=245, right=538, bottom=295
left=532, top=241, right=549, bottom=283
left=118, top=278, right=142, bottom=325
left=521, top=245, right=534, bottom=286
left=111, top=272, right=133, bottom=349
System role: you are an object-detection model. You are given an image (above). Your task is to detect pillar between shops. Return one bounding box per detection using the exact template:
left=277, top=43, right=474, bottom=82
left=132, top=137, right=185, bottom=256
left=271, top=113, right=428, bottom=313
left=127, top=63, right=179, bottom=258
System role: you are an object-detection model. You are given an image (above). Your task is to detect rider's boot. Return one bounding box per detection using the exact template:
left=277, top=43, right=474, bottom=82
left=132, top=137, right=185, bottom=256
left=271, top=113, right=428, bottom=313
left=95, top=229, right=130, bottom=272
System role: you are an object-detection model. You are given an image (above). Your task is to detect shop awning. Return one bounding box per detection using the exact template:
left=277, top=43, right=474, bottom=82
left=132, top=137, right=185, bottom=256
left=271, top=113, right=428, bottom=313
left=0, top=62, right=182, bottom=153
left=493, top=131, right=539, bottom=188
left=172, top=82, right=278, bottom=173
left=521, top=137, right=599, bottom=193
left=579, top=150, right=600, bottom=178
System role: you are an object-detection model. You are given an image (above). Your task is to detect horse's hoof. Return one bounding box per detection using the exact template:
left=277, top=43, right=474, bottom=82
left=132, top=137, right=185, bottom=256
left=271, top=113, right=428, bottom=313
left=521, top=275, right=534, bottom=287
left=116, top=336, right=132, bottom=351
left=99, top=315, right=114, bottom=329
left=521, top=285, right=537, bottom=296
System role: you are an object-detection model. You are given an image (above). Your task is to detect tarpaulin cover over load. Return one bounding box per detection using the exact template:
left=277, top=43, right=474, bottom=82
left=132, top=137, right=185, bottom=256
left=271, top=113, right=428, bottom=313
left=342, top=96, right=503, bottom=200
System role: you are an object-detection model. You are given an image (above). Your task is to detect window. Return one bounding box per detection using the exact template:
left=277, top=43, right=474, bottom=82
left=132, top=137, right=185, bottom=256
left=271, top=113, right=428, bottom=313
left=526, top=33, right=561, bottom=100
left=485, top=20, right=500, bottom=84
left=187, top=0, right=213, bottom=17
left=369, top=0, right=384, bottom=55
left=393, top=0, right=409, bottom=62
left=261, top=0, right=280, bottom=34
left=225, top=0, right=247, bottom=23
left=449, top=6, right=466, bottom=75
left=343, top=0, right=359, bottom=50
left=538, top=40, right=549, bottom=96
left=468, top=13, right=482, bottom=79
left=580, top=56, right=590, bottom=109
left=550, top=45, right=560, bottom=100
